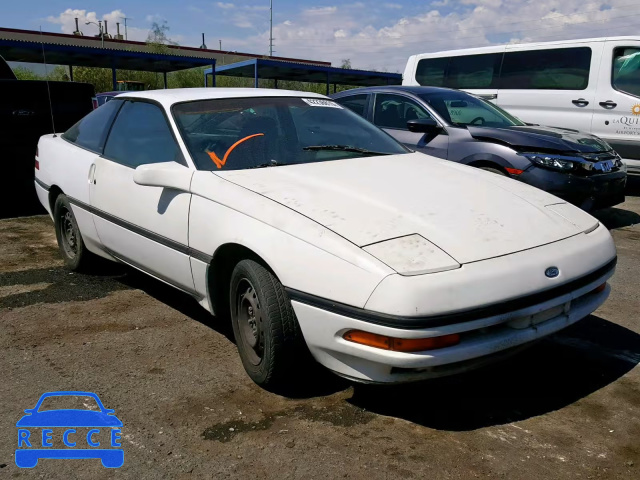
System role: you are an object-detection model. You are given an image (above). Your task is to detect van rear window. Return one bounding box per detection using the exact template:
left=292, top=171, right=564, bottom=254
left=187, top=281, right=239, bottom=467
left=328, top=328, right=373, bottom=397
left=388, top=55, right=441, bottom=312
left=500, top=47, right=591, bottom=90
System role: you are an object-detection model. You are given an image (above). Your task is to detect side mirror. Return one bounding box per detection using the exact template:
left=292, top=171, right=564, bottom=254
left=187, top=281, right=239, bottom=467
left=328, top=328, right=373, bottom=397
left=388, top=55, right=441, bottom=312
left=407, top=118, right=443, bottom=134
left=133, top=162, right=193, bottom=192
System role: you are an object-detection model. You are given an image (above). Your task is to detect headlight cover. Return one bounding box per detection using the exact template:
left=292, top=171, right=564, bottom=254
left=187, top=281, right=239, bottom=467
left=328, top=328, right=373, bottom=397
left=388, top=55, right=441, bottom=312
left=519, top=153, right=579, bottom=172
left=363, top=234, right=460, bottom=276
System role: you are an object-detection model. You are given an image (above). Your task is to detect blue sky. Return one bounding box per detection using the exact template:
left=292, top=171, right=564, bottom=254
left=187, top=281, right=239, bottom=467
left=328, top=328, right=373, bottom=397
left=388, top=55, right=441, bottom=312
left=5, top=1, right=637, bottom=71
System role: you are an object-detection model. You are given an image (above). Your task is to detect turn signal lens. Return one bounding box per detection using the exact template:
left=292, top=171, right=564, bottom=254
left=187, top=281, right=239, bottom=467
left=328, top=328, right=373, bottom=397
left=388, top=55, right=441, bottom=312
left=505, top=167, right=524, bottom=175
left=343, top=330, right=460, bottom=352
left=592, top=283, right=607, bottom=294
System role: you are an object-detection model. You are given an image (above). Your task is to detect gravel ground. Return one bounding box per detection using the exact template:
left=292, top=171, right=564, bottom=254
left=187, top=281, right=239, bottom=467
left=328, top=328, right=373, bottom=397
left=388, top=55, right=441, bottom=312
left=1, top=185, right=639, bottom=479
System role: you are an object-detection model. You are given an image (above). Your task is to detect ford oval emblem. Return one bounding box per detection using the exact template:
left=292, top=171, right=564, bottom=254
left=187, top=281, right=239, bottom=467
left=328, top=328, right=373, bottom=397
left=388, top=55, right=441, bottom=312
left=545, top=267, right=560, bottom=278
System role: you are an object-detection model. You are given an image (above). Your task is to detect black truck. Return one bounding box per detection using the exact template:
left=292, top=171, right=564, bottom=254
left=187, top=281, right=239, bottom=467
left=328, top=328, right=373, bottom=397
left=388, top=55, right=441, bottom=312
left=0, top=56, right=95, bottom=217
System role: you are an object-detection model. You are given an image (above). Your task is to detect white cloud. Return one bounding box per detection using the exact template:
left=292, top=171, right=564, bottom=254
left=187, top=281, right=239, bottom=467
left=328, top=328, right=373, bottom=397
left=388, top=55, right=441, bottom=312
left=216, top=2, right=236, bottom=9
left=383, top=3, right=403, bottom=8
left=225, top=0, right=637, bottom=71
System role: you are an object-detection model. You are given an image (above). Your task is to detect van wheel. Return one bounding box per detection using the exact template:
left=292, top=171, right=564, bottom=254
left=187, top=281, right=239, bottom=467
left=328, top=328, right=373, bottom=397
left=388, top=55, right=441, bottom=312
left=480, top=166, right=506, bottom=176
left=230, top=259, right=307, bottom=389
left=53, top=194, right=94, bottom=272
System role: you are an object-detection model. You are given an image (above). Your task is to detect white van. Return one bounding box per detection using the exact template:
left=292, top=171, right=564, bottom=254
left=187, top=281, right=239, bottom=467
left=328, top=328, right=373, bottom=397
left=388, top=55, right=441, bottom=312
left=403, top=37, right=640, bottom=173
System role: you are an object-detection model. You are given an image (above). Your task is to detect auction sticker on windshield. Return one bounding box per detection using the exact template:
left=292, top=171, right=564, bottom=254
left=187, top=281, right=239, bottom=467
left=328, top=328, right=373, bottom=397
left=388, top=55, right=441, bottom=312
left=301, top=98, right=343, bottom=108
left=15, top=391, right=123, bottom=468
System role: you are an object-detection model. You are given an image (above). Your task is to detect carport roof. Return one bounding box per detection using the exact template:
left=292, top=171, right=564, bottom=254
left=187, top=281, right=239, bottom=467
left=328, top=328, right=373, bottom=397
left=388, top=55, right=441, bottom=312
left=205, top=58, right=402, bottom=86
left=0, top=27, right=329, bottom=73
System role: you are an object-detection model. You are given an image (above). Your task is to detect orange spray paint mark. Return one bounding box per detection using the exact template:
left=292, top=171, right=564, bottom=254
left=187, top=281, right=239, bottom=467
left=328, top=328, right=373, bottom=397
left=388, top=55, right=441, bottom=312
left=207, top=133, right=265, bottom=169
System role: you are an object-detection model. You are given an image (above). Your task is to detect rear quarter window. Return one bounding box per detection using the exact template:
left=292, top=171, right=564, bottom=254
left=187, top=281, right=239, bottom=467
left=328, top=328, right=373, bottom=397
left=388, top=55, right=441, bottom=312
left=63, top=99, right=123, bottom=153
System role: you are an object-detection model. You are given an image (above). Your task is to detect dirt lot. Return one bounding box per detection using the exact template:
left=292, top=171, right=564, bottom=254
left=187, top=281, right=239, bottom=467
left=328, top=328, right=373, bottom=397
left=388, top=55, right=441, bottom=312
left=1, top=189, right=639, bottom=479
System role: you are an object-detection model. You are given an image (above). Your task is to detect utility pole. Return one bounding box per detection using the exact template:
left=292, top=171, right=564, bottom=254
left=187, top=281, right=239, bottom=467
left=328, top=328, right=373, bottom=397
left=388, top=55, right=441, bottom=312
left=269, top=0, right=273, bottom=57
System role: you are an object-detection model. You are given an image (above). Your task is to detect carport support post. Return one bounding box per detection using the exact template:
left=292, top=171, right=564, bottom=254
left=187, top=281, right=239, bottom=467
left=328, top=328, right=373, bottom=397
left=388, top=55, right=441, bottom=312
left=68, top=65, right=73, bottom=82
left=274, top=78, right=278, bottom=89
left=111, top=67, right=117, bottom=91
left=163, top=72, right=168, bottom=89
left=254, top=61, right=259, bottom=88
left=326, top=72, right=330, bottom=95
left=212, top=64, right=216, bottom=87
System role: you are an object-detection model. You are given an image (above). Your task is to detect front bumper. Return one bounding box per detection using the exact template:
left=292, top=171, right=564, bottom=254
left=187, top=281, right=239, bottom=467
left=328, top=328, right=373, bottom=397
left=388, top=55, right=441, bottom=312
left=518, top=165, right=626, bottom=210
left=293, top=282, right=610, bottom=383
left=291, top=225, right=616, bottom=383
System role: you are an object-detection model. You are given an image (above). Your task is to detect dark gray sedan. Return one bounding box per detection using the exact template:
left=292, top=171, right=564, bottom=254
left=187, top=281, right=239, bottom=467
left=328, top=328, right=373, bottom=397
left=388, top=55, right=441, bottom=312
left=331, top=86, right=627, bottom=211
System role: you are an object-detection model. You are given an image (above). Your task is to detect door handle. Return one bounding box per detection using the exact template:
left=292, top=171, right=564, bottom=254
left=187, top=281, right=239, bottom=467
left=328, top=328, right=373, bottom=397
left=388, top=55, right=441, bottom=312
left=478, top=94, right=497, bottom=100
left=599, top=100, right=617, bottom=109
left=88, top=164, right=96, bottom=185
left=572, top=98, right=589, bottom=107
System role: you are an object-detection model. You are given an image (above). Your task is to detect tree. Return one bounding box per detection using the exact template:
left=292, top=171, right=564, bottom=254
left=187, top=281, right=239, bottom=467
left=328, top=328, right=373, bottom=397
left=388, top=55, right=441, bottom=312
left=340, top=59, right=352, bottom=69
left=146, top=21, right=178, bottom=53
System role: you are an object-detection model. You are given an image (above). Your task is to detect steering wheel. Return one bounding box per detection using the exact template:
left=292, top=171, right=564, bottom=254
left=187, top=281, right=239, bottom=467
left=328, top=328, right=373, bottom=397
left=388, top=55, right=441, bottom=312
left=470, top=116, right=486, bottom=125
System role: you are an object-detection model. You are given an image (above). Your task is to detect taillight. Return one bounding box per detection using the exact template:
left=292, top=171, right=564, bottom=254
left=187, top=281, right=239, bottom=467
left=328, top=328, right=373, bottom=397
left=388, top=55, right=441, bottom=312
left=92, top=97, right=99, bottom=110
left=35, top=147, right=39, bottom=170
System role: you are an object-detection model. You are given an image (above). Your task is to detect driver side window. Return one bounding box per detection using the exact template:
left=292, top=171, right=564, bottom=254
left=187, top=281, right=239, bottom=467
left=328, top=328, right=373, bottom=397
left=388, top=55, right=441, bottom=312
left=373, top=94, right=432, bottom=130
left=103, top=100, right=185, bottom=168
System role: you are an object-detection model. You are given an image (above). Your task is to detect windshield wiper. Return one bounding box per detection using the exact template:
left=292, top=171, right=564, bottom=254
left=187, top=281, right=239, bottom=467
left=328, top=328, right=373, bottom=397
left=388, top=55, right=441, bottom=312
left=247, top=159, right=287, bottom=169
left=302, top=145, right=390, bottom=156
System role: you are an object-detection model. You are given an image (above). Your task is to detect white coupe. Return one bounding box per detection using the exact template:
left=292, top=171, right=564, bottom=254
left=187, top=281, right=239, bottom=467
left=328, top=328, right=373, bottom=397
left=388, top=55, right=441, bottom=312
left=34, top=88, right=616, bottom=388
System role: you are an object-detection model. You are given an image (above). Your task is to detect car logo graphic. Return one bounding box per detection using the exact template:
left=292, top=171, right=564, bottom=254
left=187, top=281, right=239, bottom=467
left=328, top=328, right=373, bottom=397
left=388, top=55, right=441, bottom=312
left=545, top=267, right=560, bottom=278
left=15, top=391, right=123, bottom=468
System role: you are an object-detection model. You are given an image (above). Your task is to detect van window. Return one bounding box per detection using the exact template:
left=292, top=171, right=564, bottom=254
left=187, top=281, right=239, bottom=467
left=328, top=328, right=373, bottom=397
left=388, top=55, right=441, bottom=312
left=501, top=47, right=591, bottom=90
left=445, top=53, right=501, bottom=89
left=415, top=57, right=448, bottom=86
left=612, top=47, right=640, bottom=98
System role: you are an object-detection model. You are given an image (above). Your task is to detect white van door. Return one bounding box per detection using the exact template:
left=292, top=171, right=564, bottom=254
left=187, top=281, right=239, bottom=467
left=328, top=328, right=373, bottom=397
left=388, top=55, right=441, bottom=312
left=497, top=42, right=602, bottom=132
left=591, top=40, right=640, bottom=173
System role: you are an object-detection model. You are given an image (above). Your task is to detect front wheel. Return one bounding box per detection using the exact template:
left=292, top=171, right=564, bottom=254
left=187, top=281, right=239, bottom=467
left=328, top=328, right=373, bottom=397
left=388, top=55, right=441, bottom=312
left=53, top=194, right=95, bottom=272
left=230, top=259, right=307, bottom=388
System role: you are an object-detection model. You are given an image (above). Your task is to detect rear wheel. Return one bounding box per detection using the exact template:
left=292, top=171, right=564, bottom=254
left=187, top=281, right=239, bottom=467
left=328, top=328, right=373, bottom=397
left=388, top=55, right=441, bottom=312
left=53, top=194, right=94, bottom=272
left=230, top=259, right=307, bottom=388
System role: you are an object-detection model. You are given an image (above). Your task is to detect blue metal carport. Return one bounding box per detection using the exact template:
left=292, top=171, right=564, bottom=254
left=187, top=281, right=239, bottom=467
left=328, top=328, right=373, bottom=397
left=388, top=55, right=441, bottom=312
left=204, top=58, right=401, bottom=94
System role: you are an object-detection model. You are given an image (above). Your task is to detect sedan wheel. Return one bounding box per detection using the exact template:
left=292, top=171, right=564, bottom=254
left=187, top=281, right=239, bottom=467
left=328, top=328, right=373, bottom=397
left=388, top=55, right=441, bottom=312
left=53, top=194, right=94, bottom=271
left=230, top=259, right=308, bottom=388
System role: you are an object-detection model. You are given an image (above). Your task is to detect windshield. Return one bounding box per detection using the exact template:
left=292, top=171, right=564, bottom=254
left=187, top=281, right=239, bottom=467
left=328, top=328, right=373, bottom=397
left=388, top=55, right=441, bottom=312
left=418, top=90, right=525, bottom=128
left=172, top=97, right=409, bottom=171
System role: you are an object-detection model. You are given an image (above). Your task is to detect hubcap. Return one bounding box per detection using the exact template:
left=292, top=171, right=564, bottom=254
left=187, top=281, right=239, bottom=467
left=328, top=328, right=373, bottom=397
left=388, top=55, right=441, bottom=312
left=60, top=209, right=78, bottom=258
left=236, top=280, right=263, bottom=366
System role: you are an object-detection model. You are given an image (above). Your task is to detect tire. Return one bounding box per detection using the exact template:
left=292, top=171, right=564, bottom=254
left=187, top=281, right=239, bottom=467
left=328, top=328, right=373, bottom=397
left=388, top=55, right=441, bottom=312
left=229, top=259, right=307, bottom=388
left=479, top=166, right=507, bottom=176
left=53, top=194, right=94, bottom=272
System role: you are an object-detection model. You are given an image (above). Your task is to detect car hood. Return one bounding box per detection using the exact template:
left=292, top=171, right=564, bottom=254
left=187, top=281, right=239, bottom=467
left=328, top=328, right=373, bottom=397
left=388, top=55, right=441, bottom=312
left=467, top=125, right=612, bottom=154
left=217, top=153, right=597, bottom=264
left=16, top=410, right=123, bottom=427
